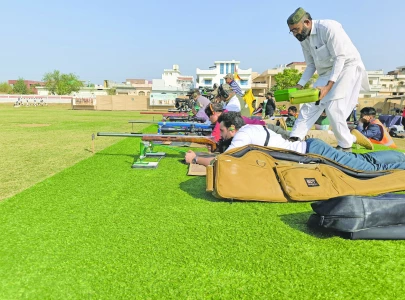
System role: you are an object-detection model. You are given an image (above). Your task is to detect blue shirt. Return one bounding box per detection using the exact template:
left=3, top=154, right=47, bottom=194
left=356, top=122, right=382, bottom=141
left=229, top=80, right=244, bottom=97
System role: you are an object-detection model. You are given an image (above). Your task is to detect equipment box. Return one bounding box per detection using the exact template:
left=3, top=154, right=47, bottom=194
left=289, top=89, right=319, bottom=105
left=274, top=88, right=297, bottom=102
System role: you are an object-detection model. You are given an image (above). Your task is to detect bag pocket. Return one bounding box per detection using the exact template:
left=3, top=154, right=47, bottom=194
left=206, top=165, right=214, bottom=192
left=215, top=151, right=288, bottom=202
left=276, top=164, right=341, bottom=201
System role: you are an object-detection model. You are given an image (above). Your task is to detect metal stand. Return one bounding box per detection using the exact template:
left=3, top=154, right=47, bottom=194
left=132, top=141, right=166, bottom=169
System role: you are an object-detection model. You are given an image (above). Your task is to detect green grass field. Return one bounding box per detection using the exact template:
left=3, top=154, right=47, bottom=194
left=1, top=104, right=405, bottom=299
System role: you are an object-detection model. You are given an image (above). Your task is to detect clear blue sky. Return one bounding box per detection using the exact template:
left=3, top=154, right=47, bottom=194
left=1, top=0, right=403, bottom=84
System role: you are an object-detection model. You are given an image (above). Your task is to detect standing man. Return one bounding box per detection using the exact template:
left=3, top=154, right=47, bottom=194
left=224, top=73, right=243, bottom=97
left=287, top=7, right=369, bottom=151
left=217, top=84, right=241, bottom=112
left=263, top=92, right=276, bottom=119
left=224, top=73, right=250, bottom=117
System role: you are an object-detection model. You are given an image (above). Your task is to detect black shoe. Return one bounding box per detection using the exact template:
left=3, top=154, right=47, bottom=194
left=289, top=137, right=301, bottom=142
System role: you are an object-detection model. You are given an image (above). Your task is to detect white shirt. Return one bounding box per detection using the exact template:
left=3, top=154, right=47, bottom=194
left=225, top=125, right=307, bottom=154
left=225, top=95, right=241, bottom=112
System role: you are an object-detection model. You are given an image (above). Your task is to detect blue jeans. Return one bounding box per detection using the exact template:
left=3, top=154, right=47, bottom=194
left=306, top=138, right=405, bottom=171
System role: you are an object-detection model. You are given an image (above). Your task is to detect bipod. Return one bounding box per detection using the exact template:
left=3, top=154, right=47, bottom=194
left=132, top=141, right=166, bottom=169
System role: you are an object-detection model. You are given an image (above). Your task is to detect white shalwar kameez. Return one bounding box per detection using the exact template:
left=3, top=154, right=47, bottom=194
left=291, top=19, right=369, bottom=148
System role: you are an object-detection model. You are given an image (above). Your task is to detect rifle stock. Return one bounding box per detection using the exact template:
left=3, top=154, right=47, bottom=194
left=97, top=132, right=217, bottom=152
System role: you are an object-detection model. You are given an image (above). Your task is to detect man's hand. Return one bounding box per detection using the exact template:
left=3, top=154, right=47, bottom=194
left=317, top=81, right=334, bottom=100
left=185, top=150, right=196, bottom=164
left=361, top=115, right=371, bottom=123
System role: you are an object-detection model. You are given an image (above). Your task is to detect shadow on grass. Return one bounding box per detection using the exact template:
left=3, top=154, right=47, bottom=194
left=179, top=176, right=224, bottom=203
left=280, top=211, right=335, bottom=239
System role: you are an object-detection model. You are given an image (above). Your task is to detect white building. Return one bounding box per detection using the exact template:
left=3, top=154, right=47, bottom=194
left=196, top=60, right=252, bottom=93
left=152, top=64, right=194, bottom=94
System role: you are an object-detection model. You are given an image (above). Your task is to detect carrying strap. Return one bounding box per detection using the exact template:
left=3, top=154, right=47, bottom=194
left=263, top=126, right=270, bottom=146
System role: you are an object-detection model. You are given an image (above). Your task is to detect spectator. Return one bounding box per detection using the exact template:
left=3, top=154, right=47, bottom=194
left=224, top=73, right=250, bottom=117
left=263, top=92, right=276, bottom=119
left=356, top=107, right=397, bottom=148
left=286, top=106, right=298, bottom=127
left=252, top=102, right=263, bottom=116
left=224, top=73, right=243, bottom=96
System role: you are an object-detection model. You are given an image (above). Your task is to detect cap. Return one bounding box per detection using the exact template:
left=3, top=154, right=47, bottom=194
left=223, top=73, right=234, bottom=80
left=287, top=7, right=306, bottom=25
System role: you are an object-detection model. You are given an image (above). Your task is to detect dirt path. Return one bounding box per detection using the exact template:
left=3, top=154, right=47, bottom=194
left=393, top=137, right=405, bottom=150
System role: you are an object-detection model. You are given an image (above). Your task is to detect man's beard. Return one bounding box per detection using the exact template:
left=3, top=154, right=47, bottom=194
left=217, top=138, right=233, bottom=153
left=295, top=26, right=310, bottom=42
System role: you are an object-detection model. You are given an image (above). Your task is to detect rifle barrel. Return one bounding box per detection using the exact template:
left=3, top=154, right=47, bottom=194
left=97, top=132, right=217, bottom=151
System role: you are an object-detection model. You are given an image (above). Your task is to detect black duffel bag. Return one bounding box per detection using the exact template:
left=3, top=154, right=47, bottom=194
left=308, top=194, right=405, bottom=240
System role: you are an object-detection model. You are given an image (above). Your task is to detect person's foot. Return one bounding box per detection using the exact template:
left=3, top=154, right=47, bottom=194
left=335, top=146, right=352, bottom=152
left=289, top=136, right=301, bottom=142
left=351, top=129, right=374, bottom=150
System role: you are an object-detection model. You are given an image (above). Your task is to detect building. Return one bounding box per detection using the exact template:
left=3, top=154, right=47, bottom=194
left=361, top=66, right=405, bottom=98
left=286, top=62, right=307, bottom=72
left=150, top=65, right=194, bottom=107
left=251, top=62, right=308, bottom=96
left=8, top=80, right=45, bottom=94
left=196, top=60, right=252, bottom=93
left=151, top=64, right=194, bottom=94
left=104, top=79, right=152, bottom=96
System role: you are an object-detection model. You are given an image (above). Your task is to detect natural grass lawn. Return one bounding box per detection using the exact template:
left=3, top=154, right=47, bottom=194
left=0, top=104, right=155, bottom=201
left=1, top=105, right=405, bottom=298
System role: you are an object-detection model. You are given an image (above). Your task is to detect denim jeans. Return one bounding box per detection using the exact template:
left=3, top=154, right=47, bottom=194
left=306, top=138, right=405, bottom=171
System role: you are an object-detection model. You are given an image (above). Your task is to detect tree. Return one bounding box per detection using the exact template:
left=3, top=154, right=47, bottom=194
left=0, top=82, right=13, bottom=94
left=107, top=88, right=116, bottom=95
left=12, top=78, right=29, bottom=94
left=270, top=69, right=318, bottom=91
left=42, top=70, right=83, bottom=95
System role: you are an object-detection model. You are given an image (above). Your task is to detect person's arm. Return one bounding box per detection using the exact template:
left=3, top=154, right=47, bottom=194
left=356, top=123, right=382, bottom=141
left=297, top=44, right=316, bottom=87
left=185, top=150, right=216, bottom=166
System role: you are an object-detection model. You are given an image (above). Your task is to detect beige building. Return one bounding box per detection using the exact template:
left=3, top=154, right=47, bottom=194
left=251, top=62, right=307, bottom=96
left=361, top=66, right=405, bottom=98
left=104, top=79, right=152, bottom=96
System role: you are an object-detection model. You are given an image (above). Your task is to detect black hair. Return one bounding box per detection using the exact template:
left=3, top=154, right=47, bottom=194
left=204, top=102, right=224, bottom=117
left=217, top=111, right=245, bottom=130
left=360, top=107, right=376, bottom=116
left=288, top=106, right=297, bottom=113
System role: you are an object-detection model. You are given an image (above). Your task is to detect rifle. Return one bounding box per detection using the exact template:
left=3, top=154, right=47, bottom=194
left=97, top=132, right=218, bottom=152
left=128, top=116, right=207, bottom=124
left=159, top=127, right=212, bottom=135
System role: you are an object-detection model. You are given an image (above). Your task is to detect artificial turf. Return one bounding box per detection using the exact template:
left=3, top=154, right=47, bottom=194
left=1, top=136, right=405, bottom=299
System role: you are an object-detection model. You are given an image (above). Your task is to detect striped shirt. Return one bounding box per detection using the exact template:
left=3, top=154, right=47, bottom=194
left=229, top=80, right=244, bottom=96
